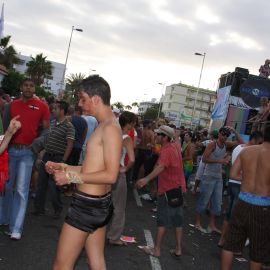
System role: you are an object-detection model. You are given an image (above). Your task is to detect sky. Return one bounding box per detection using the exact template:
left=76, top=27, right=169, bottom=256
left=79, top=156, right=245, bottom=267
left=3, top=0, right=270, bottom=105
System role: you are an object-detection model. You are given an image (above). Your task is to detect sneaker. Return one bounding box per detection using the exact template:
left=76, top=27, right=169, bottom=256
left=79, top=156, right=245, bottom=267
left=10, top=232, right=21, bottom=240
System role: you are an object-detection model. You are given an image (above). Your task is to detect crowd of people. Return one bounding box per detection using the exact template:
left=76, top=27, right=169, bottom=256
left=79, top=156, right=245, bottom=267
left=0, top=76, right=269, bottom=270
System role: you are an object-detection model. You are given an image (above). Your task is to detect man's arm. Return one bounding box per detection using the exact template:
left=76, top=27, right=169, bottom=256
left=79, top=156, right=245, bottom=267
left=225, top=127, right=244, bottom=148
left=230, top=154, right=242, bottom=181
left=120, top=137, right=135, bottom=173
left=62, top=138, right=74, bottom=162
left=136, top=164, right=165, bottom=189
left=0, top=116, right=21, bottom=154
left=52, top=124, right=122, bottom=185
left=202, top=142, right=228, bottom=164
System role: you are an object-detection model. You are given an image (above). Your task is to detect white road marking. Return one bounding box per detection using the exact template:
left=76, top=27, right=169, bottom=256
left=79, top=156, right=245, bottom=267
left=133, top=188, right=143, bottom=207
left=143, top=229, right=162, bottom=270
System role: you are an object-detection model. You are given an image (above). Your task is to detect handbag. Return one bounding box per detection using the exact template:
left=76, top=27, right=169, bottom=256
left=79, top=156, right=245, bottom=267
left=165, top=187, right=183, bottom=207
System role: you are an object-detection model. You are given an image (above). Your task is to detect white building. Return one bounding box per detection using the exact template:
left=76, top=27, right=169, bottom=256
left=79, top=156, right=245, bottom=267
left=14, top=54, right=64, bottom=95
left=162, top=83, right=216, bottom=128
left=138, top=98, right=157, bottom=115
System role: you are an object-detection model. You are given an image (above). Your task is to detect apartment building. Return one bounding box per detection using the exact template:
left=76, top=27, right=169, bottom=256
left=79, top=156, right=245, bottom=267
left=162, top=83, right=216, bottom=128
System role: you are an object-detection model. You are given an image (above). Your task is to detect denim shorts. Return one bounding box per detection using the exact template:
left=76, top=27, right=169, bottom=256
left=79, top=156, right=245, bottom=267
left=196, top=175, right=223, bottom=216
left=157, top=195, right=183, bottom=228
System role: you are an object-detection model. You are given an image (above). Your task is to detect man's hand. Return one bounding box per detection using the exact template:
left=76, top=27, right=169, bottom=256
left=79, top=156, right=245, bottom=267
left=45, top=161, right=65, bottom=174
left=7, top=115, right=21, bottom=135
left=53, top=170, right=69, bottom=186
left=220, top=158, right=230, bottom=165
left=136, top=178, right=148, bottom=189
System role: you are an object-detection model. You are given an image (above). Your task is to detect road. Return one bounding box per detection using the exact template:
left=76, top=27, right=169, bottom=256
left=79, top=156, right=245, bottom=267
left=0, top=187, right=250, bottom=270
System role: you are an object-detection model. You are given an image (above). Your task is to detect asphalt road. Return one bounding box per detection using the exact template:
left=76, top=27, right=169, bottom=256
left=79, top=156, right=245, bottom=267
left=0, top=187, right=250, bottom=270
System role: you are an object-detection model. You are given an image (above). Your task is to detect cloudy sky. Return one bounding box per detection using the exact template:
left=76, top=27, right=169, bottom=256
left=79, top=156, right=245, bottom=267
left=4, top=0, right=270, bottom=105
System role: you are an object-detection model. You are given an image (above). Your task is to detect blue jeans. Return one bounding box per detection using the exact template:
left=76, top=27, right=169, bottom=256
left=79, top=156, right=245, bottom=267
left=196, top=175, right=223, bottom=216
left=0, top=146, right=33, bottom=234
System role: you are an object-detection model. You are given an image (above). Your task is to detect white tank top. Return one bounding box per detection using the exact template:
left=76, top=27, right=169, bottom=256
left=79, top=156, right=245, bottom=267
left=120, top=134, right=129, bottom=167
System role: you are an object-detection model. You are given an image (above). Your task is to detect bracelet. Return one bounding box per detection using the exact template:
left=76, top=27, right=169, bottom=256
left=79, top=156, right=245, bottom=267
left=60, top=163, right=68, bottom=172
left=66, top=171, right=83, bottom=184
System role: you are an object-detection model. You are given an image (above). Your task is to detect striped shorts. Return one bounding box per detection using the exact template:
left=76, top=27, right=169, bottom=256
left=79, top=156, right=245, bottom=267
left=223, top=199, right=270, bottom=264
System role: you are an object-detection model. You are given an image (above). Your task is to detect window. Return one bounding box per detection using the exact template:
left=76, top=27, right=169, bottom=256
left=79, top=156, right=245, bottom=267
left=170, top=94, right=173, bottom=100
left=168, top=103, right=171, bottom=109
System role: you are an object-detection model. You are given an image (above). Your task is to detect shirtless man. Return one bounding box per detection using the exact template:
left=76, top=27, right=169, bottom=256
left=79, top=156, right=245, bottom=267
left=45, top=76, right=122, bottom=270
left=221, top=124, right=270, bottom=270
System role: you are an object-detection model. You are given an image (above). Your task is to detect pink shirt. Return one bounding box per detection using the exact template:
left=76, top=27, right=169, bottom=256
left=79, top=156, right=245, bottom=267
left=157, top=142, right=186, bottom=194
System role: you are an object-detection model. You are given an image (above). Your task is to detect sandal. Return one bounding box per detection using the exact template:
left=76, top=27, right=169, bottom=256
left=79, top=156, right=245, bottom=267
left=108, top=239, right=127, bottom=246
left=138, top=245, right=159, bottom=258
left=169, top=249, right=181, bottom=260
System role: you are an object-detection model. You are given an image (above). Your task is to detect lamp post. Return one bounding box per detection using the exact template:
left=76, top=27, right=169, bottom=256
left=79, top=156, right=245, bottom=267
left=60, top=26, right=83, bottom=96
left=191, top=52, right=206, bottom=127
left=158, top=82, right=165, bottom=119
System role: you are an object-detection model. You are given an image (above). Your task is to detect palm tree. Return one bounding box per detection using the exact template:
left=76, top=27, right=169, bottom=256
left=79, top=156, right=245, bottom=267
left=26, top=53, right=53, bottom=86
left=112, top=102, right=124, bottom=111
left=0, top=36, right=20, bottom=70
left=131, top=102, right=138, bottom=107
left=66, top=73, right=86, bottom=93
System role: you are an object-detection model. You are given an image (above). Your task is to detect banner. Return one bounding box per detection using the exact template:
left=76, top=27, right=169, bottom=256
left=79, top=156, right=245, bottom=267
left=211, top=86, right=231, bottom=120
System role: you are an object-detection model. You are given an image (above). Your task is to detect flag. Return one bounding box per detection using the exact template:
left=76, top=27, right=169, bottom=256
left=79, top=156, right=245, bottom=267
left=0, top=3, right=4, bottom=39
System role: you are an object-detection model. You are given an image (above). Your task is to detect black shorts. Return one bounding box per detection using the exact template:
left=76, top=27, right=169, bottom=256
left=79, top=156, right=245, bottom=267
left=65, top=190, right=113, bottom=233
left=157, top=195, right=183, bottom=228
left=223, top=200, right=270, bottom=264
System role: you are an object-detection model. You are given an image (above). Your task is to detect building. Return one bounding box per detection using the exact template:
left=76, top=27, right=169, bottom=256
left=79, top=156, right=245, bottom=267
left=161, top=83, right=216, bottom=128
left=14, top=54, right=64, bottom=95
left=138, top=99, right=157, bottom=115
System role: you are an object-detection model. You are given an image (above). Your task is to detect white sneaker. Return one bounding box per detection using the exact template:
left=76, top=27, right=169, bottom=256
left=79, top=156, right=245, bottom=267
left=245, top=239, right=250, bottom=247
left=10, top=232, right=21, bottom=240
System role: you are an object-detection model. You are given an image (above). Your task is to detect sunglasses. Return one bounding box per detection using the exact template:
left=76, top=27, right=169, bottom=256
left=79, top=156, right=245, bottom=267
left=157, top=133, right=166, bottom=137
left=220, top=132, right=230, bottom=137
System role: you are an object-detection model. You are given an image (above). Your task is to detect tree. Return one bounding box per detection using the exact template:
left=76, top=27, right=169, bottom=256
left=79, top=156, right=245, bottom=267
left=1, top=70, right=25, bottom=97
left=112, top=102, right=124, bottom=111
left=125, top=105, right=132, bottom=110
left=0, top=36, right=20, bottom=70
left=131, top=102, right=138, bottom=107
left=26, top=53, right=53, bottom=86
left=66, top=73, right=86, bottom=93
left=143, top=103, right=164, bottom=120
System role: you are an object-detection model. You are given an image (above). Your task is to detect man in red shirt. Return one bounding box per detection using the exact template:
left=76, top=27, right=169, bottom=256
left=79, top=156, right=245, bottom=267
left=136, top=125, right=186, bottom=258
left=0, top=79, right=50, bottom=240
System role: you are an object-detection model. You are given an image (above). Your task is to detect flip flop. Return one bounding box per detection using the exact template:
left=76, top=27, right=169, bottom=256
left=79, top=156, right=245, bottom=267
left=138, top=245, right=159, bottom=258
left=169, top=249, right=181, bottom=260
left=207, top=227, right=222, bottom=235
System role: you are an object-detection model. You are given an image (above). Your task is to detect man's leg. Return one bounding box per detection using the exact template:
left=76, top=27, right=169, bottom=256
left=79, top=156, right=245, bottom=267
left=53, top=223, right=88, bottom=270
left=250, top=261, right=262, bottom=270
left=154, top=226, right=166, bottom=257
left=85, top=226, right=107, bottom=270
left=107, top=174, right=127, bottom=244
left=221, top=249, right=234, bottom=270
left=174, top=227, right=183, bottom=255
left=10, top=149, right=33, bottom=235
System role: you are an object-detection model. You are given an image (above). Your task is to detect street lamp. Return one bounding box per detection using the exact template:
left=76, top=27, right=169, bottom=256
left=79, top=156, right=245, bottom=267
left=60, top=26, right=83, bottom=96
left=191, top=52, right=206, bottom=126
left=157, top=82, right=165, bottom=119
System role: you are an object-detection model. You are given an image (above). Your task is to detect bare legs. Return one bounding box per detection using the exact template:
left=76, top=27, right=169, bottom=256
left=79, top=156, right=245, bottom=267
left=153, top=227, right=182, bottom=257
left=53, top=223, right=107, bottom=270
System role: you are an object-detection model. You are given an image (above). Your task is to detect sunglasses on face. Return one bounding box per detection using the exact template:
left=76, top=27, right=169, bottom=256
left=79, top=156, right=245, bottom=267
left=157, top=133, right=166, bottom=137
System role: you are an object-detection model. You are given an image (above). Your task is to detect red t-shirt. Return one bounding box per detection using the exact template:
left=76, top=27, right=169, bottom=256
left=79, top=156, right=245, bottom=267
left=157, top=142, right=186, bottom=194
left=10, top=98, right=50, bottom=145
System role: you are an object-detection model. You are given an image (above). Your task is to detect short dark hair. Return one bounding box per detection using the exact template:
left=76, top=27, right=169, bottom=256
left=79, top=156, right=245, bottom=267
left=119, top=111, right=136, bottom=128
left=249, top=131, right=263, bottom=141
left=80, top=75, right=111, bottom=106
left=75, top=105, right=83, bottom=114
left=263, top=124, right=270, bottom=142
left=56, top=101, right=69, bottom=115
left=21, top=78, right=35, bottom=86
